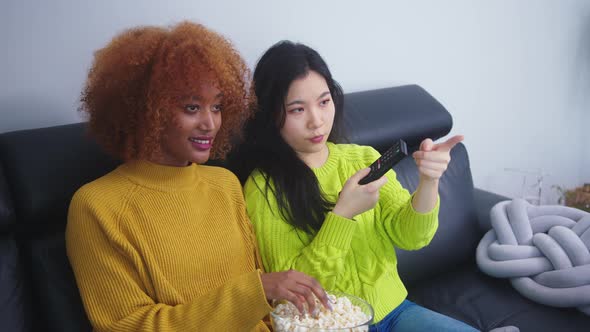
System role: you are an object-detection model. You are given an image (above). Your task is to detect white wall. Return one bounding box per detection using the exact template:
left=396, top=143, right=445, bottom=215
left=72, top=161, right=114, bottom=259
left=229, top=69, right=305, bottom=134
left=583, top=15, right=590, bottom=184
left=2, top=0, right=589, bottom=202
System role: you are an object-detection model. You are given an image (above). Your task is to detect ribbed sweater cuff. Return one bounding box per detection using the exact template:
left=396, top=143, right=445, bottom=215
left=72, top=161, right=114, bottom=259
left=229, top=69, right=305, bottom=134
left=209, top=270, right=271, bottom=319
left=155, top=270, right=272, bottom=331
left=249, top=270, right=273, bottom=314
left=314, top=212, right=357, bottom=249
left=404, top=194, right=440, bottom=230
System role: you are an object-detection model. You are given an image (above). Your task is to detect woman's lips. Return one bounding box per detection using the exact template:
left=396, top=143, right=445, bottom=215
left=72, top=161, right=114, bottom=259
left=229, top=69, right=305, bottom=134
left=310, top=135, right=324, bottom=144
left=189, top=137, right=213, bottom=151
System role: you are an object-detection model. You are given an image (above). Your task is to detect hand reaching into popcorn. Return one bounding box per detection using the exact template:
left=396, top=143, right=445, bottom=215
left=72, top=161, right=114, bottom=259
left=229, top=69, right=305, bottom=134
left=272, top=292, right=371, bottom=331
left=261, top=270, right=332, bottom=315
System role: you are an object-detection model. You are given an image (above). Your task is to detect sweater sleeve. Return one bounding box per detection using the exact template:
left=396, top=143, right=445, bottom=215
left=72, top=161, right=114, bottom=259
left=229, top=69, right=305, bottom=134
left=374, top=158, right=440, bottom=250
left=66, top=188, right=271, bottom=332
left=243, top=174, right=357, bottom=290
left=231, top=174, right=267, bottom=274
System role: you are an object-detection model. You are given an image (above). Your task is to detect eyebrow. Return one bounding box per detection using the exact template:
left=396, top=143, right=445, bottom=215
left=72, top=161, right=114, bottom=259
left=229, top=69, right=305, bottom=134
left=285, top=91, right=331, bottom=107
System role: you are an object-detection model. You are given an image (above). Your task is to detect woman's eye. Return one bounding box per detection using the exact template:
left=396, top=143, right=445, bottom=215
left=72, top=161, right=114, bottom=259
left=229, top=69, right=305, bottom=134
left=320, top=99, right=331, bottom=106
left=185, top=104, right=200, bottom=113
left=212, top=104, right=223, bottom=112
left=289, top=108, right=304, bottom=113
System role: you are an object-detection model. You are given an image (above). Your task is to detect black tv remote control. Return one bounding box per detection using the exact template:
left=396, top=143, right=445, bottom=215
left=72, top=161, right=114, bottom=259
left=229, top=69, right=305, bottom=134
left=358, top=139, right=408, bottom=185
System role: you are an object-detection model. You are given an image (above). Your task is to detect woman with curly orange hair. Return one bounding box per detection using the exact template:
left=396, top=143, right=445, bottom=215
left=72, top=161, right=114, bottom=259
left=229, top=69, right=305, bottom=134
left=65, top=22, right=330, bottom=331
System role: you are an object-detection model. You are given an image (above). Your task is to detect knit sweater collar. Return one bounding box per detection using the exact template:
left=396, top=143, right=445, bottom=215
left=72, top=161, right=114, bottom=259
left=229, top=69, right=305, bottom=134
left=118, top=159, right=200, bottom=191
left=311, top=142, right=340, bottom=178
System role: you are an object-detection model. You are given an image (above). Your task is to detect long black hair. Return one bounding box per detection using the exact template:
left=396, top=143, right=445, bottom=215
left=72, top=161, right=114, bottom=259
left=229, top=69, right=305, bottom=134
left=228, top=41, right=345, bottom=234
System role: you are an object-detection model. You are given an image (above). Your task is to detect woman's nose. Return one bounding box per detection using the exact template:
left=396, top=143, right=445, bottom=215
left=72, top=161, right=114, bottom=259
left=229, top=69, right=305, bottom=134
left=307, top=108, right=323, bottom=129
left=198, top=110, right=216, bottom=130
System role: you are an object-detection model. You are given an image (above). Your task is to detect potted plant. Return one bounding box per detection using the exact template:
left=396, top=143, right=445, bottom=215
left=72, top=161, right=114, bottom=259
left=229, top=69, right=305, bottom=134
left=554, top=183, right=590, bottom=212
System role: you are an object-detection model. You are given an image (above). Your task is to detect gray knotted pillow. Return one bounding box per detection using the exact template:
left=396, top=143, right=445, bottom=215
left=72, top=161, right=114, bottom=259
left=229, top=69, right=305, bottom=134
left=476, top=198, right=590, bottom=315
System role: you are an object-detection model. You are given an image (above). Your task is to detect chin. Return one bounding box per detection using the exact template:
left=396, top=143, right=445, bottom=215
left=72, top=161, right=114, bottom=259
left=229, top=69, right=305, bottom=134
left=191, top=153, right=211, bottom=165
left=309, top=144, right=327, bottom=152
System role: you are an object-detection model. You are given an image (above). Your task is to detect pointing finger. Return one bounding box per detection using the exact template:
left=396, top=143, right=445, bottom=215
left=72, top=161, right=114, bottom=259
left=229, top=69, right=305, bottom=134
left=434, top=135, right=464, bottom=152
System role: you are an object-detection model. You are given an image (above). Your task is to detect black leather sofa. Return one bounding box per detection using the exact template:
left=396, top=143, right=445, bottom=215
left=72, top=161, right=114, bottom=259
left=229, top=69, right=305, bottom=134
left=1, top=85, right=588, bottom=332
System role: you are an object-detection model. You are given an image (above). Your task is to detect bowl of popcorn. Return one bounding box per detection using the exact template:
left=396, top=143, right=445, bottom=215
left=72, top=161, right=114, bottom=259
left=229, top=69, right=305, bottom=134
left=270, top=291, right=374, bottom=332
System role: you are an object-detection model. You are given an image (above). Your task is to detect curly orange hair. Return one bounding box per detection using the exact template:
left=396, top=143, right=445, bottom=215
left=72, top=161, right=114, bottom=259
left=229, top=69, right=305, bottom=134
left=80, top=21, right=253, bottom=161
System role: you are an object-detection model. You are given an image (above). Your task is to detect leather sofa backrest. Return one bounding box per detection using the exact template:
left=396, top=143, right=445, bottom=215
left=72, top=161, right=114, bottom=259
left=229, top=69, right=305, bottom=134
left=0, top=165, right=15, bottom=231
left=0, top=164, right=32, bottom=332
left=341, top=84, right=453, bottom=152
left=0, top=124, right=119, bottom=332
left=0, top=124, right=120, bottom=233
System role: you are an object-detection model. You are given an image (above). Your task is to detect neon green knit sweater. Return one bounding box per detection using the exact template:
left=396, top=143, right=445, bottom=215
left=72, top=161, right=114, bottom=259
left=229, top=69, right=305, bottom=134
left=244, top=142, right=439, bottom=322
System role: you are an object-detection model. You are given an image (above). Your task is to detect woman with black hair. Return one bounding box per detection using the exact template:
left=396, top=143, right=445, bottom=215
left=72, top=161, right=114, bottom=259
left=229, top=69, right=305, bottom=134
left=229, top=41, right=474, bottom=331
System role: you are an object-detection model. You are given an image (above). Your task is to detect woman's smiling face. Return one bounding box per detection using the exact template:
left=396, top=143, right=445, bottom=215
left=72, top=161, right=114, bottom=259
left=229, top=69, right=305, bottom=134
left=150, top=81, right=223, bottom=166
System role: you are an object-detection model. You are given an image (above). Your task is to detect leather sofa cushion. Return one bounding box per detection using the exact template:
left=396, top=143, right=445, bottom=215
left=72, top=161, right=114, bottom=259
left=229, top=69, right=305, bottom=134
left=20, top=233, right=91, bottom=331
left=409, top=262, right=590, bottom=331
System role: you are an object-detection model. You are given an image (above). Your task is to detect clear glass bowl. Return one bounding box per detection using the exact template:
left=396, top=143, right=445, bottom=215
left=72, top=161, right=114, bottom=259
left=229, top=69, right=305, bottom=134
left=270, top=291, right=374, bottom=332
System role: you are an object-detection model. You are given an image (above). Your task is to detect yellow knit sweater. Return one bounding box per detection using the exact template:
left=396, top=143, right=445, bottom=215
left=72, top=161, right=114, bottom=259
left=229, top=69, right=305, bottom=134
left=66, top=160, right=271, bottom=331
